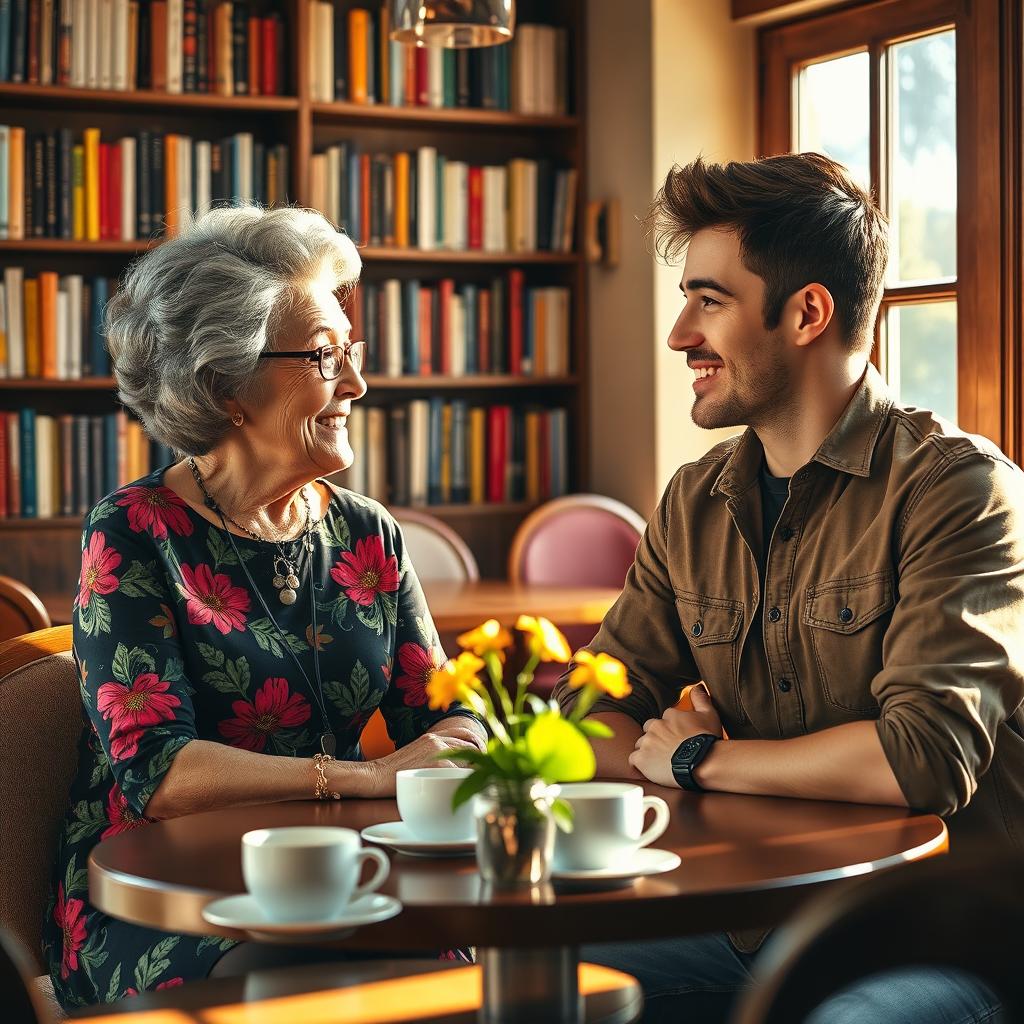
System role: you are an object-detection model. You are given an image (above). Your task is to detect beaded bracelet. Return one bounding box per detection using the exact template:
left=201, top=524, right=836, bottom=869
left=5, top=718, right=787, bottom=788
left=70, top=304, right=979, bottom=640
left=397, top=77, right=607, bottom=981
left=312, top=752, right=341, bottom=801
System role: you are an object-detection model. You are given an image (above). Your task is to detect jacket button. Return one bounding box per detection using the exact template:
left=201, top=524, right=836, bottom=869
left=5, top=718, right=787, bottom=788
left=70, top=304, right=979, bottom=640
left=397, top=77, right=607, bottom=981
left=839, top=607, right=854, bottom=623
left=767, top=607, right=782, bottom=623
left=778, top=678, right=791, bottom=692
left=691, top=621, right=703, bottom=638
left=779, top=527, right=794, bottom=541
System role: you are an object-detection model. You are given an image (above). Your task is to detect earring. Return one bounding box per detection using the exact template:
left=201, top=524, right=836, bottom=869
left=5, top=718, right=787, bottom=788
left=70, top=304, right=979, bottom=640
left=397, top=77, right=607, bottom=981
left=231, top=412, right=244, bottom=427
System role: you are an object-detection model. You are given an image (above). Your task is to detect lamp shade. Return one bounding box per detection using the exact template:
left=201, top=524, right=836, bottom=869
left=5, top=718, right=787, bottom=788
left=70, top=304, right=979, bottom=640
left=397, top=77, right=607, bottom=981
left=390, top=0, right=515, bottom=48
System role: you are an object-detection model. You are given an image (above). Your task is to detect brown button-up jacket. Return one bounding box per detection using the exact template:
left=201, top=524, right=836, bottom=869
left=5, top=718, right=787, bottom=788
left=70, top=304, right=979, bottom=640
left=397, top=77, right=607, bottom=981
left=555, top=366, right=1024, bottom=858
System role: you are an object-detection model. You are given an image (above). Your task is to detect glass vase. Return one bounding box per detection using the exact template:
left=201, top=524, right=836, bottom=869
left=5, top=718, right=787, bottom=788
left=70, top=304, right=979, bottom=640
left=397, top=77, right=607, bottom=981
left=473, top=779, right=559, bottom=887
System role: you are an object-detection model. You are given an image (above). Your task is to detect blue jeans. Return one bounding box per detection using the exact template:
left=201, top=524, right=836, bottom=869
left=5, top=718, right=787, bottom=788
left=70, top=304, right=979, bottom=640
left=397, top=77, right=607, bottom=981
left=582, top=932, right=1002, bottom=1024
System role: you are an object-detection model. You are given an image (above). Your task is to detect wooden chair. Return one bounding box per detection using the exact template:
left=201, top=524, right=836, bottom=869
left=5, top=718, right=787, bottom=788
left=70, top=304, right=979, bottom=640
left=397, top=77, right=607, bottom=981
left=508, top=495, right=645, bottom=694
left=0, top=576, right=52, bottom=645
left=0, top=928, right=46, bottom=1024
left=394, top=508, right=480, bottom=583
left=730, top=847, right=1024, bottom=1024
left=0, top=626, right=80, bottom=1020
left=359, top=511, right=479, bottom=760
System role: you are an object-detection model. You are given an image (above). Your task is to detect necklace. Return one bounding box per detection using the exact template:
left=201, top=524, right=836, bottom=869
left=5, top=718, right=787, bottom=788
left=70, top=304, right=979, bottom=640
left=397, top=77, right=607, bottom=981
left=187, top=456, right=314, bottom=606
left=185, top=457, right=337, bottom=757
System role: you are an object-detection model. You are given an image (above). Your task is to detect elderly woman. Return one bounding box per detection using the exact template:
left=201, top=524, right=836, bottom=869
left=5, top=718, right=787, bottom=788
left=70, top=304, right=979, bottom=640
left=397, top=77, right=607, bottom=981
left=42, top=206, right=485, bottom=1011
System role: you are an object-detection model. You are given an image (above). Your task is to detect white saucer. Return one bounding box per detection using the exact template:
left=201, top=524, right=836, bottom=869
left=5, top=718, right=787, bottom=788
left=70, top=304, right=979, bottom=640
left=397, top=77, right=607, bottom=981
left=551, top=848, right=681, bottom=888
left=201, top=892, right=402, bottom=940
left=361, top=820, right=475, bottom=857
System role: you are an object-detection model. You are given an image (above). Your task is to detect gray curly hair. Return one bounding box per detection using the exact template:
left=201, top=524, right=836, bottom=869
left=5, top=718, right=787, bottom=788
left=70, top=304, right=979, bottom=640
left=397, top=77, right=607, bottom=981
left=105, top=205, right=361, bottom=455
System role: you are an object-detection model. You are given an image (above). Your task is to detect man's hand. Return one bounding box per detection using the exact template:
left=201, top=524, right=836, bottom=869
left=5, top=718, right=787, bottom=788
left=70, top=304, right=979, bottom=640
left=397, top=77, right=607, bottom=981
left=628, top=685, right=723, bottom=787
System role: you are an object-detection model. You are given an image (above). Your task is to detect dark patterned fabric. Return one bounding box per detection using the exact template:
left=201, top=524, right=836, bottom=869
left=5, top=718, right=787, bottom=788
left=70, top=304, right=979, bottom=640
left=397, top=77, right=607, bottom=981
left=42, top=468, right=470, bottom=1010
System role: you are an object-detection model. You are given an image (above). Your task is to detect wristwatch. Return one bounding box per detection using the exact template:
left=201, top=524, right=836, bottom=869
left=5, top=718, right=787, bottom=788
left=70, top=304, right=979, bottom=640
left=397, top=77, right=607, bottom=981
left=670, top=733, right=719, bottom=792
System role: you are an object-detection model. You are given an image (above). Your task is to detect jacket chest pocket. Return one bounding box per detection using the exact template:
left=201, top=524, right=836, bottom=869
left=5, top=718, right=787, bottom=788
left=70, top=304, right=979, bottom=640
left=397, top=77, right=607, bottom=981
left=803, top=571, right=895, bottom=714
left=675, top=591, right=745, bottom=721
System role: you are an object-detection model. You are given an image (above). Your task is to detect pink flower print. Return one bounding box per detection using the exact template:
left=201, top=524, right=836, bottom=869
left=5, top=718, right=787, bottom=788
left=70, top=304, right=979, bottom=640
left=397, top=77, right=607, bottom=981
left=96, top=673, right=181, bottom=761
left=218, top=677, right=312, bottom=752
left=77, top=531, right=121, bottom=609
left=101, top=784, right=146, bottom=839
left=53, top=883, right=87, bottom=980
left=125, top=977, right=184, bottom=997
left=330, top=535, right=400, bottom=606
left=394, top=642, right=445, bottom=707
left=116, top=485, right=194, bottom=539
left=177, top=563, right=251, bottom=635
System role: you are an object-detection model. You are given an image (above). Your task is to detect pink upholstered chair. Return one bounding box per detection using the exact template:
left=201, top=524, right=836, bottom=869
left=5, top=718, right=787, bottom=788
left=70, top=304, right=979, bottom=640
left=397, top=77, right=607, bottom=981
left=508, top=495, right=647, bottom=693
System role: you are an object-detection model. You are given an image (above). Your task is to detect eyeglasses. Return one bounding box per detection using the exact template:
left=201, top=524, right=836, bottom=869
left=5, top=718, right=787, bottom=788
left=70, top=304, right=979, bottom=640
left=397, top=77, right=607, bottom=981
left=258, top=341, right=367, bottom=381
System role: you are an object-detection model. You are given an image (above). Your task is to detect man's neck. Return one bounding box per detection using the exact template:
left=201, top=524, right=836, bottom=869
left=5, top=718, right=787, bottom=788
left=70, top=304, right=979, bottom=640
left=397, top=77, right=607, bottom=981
left=756, top=361, right=867, bottom=478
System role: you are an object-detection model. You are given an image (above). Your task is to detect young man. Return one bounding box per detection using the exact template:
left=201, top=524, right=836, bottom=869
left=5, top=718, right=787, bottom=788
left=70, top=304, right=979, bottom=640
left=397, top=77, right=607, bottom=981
left=554, top=152, right=1024, bottom=1023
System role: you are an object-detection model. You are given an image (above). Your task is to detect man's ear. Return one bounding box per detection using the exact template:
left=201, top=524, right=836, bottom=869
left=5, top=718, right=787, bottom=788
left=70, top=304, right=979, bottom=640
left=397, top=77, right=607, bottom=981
left=791, top=283, right=835, bottom=348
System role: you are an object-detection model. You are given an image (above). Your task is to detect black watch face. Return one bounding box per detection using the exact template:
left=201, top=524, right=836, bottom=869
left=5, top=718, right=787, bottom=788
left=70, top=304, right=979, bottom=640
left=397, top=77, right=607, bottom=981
left=678, top=737, right=703, bottom=760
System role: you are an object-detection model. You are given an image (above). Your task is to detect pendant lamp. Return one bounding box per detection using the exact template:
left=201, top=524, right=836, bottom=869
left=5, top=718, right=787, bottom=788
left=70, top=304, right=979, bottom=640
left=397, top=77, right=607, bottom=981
left=390, top=0, right=515, bottom=48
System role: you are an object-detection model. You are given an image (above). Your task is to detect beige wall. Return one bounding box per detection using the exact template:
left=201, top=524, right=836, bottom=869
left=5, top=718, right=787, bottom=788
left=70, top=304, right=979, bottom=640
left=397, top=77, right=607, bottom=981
left=587, top=0, right=757, bottom=516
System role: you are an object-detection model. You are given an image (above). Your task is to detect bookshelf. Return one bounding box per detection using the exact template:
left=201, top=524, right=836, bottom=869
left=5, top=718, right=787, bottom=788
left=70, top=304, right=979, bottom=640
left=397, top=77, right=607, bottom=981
left=0, top=0, right=588, bottom=620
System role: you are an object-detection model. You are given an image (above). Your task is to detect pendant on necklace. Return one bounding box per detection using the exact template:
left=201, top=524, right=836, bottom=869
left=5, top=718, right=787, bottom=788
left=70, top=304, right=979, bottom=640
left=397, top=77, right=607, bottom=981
left=279, top=587, right=297, bottom=606
left=320, top=732, right=336, bottom=756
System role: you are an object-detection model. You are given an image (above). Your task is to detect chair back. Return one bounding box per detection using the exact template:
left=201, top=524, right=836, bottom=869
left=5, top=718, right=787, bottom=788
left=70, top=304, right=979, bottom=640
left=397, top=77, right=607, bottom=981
left=394, top=509, right=479, bottom=582
left=730, top=847, right=1024, bottom=1024
left=508, top=495, right=646, bottom=587
left=0, top=577, right=51, bottom=644
left=0, top=928, right=45, bottom=1024
left=0, top=626, right=81, bottom=975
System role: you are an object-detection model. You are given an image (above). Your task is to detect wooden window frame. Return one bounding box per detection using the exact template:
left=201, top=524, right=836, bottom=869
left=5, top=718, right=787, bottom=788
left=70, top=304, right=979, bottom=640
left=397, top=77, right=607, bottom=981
left=759, top=0, right=1019, bottom=460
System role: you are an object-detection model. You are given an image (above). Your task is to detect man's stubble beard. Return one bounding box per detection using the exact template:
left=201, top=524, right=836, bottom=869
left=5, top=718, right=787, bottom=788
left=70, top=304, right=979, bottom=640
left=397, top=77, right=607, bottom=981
left=690, top=335, right=791, bottom=432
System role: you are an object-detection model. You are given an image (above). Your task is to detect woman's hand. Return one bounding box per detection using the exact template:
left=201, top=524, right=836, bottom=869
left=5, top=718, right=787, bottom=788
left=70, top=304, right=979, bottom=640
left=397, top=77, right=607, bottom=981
left=343, top=716, right=487, bottom=797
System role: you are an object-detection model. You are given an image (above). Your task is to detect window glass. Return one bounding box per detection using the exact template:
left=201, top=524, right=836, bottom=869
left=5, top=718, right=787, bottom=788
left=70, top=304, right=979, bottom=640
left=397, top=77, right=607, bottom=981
left=886, top=301, right=957, bottom=423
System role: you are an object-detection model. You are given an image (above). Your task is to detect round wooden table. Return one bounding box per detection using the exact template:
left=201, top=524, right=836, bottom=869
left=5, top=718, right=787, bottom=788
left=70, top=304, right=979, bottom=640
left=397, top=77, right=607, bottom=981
left=89, top=787, right=946, bottom=1023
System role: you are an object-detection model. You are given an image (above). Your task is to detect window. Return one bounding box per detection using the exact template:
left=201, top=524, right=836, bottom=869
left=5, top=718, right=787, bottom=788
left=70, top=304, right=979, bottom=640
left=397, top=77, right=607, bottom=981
left=759, top=0, right=1010, bottom=452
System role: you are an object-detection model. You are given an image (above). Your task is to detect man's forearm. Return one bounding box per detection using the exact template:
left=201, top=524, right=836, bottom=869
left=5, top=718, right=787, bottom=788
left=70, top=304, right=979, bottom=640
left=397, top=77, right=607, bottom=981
left=588, top=712, right=645, bottom=780
left=694, top=720, right=909, bottom=806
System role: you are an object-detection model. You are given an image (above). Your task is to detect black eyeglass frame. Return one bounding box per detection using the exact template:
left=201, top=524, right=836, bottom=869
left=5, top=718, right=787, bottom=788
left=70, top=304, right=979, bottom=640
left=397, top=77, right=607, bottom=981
left=258, top=341, right=366, bottom=381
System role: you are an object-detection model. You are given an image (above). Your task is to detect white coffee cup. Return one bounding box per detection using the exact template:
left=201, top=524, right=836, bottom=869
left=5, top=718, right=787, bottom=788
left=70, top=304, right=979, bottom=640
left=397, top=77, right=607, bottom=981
left=396, top=767, right=475, bottom=841
left=554, top=782, right=671, bottom=871
left=241, top=827, right=390, bottom=923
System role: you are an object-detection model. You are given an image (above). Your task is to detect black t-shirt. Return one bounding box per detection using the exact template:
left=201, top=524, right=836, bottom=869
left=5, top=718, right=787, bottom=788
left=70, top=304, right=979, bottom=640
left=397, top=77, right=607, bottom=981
left=750, top=460, right=791, bottom=653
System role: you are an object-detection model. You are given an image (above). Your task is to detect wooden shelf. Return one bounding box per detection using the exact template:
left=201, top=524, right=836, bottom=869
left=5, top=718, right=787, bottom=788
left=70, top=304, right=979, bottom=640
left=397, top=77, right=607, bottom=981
left=0, top=377, right=116, bottom=390
left=0, top=240, right=580, bottom=264
left=0, top=82, right=298, bottom=112
left=0, top=375, right=576, bottom=391
left=312, top=101, right=578, bottom=130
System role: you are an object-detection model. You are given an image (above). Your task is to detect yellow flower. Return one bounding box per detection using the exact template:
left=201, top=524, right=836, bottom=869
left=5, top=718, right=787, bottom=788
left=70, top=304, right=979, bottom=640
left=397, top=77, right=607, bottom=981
left=427, top=652, right=485, bottom=711
left=568, top=651, right=632, bottom=699
left=457, top=618, right=513, bottom=657
left=516, top=615, right=571, bottom=663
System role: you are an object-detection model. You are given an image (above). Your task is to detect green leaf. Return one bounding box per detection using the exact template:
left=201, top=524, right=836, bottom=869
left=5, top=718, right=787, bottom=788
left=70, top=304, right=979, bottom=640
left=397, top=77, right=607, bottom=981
left=133, top=935, right=181, bottom=991
left=202, top=670, right=235, bottom=695
left=355, top=599, right=385, bottom=635
left=197, top=643, right=225, bottom=669
left=66, top=799, right=107, bottom=844
left=225, top=655, right=251, bottom=692
left=163, top=656, right=185, bottom=683
left=249, top=618, right=306, bottom=658
left=380, top=591, right=398, bottom=628
left=206, top=528, right=237, bottom=569
left=451, top=770, right=495, bottom=811
left=119, top=560, right=164, bottom=599
left=551, top=797, right=575, bottom=833
left=436, top=747, right=493, bottom=769
left=64, top=855, right=89, bottom=898
left=105, top=964, right=123, bottom=1003
left=318, top=594, right=350, bottom=629
left=89, top=758, right=111, bottom=788
left=89, top=500, right=119, bottom=526
left=77, top=594, right=112, bottom=637
left=576, top=719, right=614, bottom=739
left=111, top=644, right=157, bottom=687
left=318, top=515, right=351, bottom=550
left=197, top=936, right=237, bottom=954
left=525, top=694, right=550, bottom=716
left=525, top=713, right=596, bottom=784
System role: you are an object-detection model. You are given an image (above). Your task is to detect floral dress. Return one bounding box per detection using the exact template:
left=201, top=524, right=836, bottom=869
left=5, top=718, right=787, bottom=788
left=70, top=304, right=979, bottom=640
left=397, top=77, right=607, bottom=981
left=42, top=468, right=473, bottom=1011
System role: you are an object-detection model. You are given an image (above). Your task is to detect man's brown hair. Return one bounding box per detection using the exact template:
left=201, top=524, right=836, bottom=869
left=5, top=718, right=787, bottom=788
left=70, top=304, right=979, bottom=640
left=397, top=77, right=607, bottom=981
left=646, top=152, right=889, bottom=350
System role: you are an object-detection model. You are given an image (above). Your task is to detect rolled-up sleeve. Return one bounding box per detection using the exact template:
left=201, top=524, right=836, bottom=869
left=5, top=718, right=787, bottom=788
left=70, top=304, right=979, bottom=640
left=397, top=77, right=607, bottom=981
left=553, top=471, right=701, bottom=724
left=873, top=452, right=1024, bottom=815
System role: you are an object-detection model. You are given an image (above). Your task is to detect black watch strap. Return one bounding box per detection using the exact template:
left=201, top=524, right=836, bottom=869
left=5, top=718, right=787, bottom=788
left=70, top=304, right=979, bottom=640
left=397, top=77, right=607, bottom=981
left=670, top=733, right=718, bottom=792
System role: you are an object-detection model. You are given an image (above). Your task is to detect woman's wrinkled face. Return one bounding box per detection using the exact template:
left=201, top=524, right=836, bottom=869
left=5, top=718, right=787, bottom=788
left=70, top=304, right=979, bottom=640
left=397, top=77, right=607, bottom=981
left=241, top=281, right=367, bottom=479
